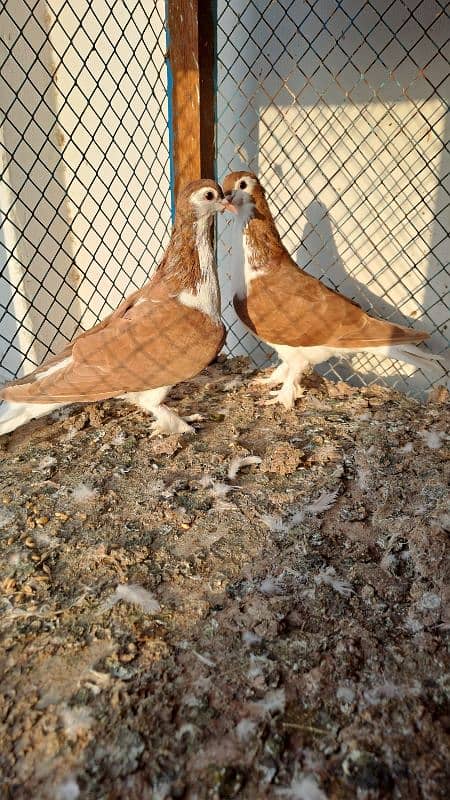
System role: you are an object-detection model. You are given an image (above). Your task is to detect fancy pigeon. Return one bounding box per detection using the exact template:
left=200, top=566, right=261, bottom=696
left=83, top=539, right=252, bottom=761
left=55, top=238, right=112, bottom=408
left=0, top=180, right=235, bottom=436
left=223, top=171, right=445, bottom=409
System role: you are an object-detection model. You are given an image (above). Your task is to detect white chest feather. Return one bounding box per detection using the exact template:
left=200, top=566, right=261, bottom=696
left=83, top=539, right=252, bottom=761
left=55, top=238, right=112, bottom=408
left=231, top=206, right=265, bottom=299
left=178, top=220, right=220, bottom=321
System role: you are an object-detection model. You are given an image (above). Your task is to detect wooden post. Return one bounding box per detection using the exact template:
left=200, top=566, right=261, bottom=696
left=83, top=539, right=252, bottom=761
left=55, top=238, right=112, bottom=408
left=167, top=0, right=216, bottom=201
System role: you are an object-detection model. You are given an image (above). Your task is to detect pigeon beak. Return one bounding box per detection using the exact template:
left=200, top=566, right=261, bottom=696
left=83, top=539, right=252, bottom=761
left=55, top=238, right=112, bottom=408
left=220, top=198, right=238, bottom=215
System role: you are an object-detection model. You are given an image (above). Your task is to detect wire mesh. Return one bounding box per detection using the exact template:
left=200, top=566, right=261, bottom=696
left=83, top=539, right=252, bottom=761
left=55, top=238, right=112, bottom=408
left=0, top=0, right=171, bottom=382
left=0, top=0, right=448, bottom=401
left=216, top=0, right=449, bottom=396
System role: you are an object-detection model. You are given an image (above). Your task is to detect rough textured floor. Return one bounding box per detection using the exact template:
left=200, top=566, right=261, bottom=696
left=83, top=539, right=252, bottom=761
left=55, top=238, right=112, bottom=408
left=0, top=357, right=449, bottom=800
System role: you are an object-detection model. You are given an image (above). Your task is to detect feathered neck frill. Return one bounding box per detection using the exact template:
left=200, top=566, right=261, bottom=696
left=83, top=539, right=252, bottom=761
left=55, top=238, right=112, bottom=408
left=242, top=186, right=286, bottom=269
left=153, top=210, right=214, bottom=293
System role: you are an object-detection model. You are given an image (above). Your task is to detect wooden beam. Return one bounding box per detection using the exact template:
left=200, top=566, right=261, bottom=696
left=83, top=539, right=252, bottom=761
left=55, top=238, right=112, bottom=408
left=167, top=0, right=216, bottom=201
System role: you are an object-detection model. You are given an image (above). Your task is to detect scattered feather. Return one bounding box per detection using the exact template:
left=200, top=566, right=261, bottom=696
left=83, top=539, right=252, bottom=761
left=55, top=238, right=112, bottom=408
left=50, top=407, right=71, bottom=421
left=208, top=498, right=238, bottom=513
left=55, top=778, right=80, bottom=800
left=418, top=429, right=446, bottom=449
left=314, top=567, right=353, bottom=597
left=227, top=455, right=261, bottom=480
left=438, top=512, right=450, bottom=530
left=183, top=694, right=202, bottom=708
left=223, top=377, right=242, bottom=391
left=259, top=575, right=285, bottom=595
left=193, top=650, right=215, bottom=668
left=71, top=484, right=98, bottom=503
left=399, top=442, right=414, bottom=454
left=60, top=705, right=93, bottom=741
left=254, top=688, right=286, bottom=716
left=404, top=616, right=423, bottom=634
left=0, top=508, right=14, bottom=528
left=211, top=481, right=236, bottom=498
left=380, top=553, right=397, bottom=571
left=277, top=773, right=327, bottom=800
left=199, top=474, right=238, bottom=498
left=37, top=455, right=57, bottom=470
left=290, top=509, right=305, bottom=526
left=235, top=718, right=257, bottom=741
left=100, top=584, right=160, bottom=615
left=242, top=630, right=262, bottom=646
left=207, top=482, right=241, bottom=513
left=146, top=479, right=166, bottom=497
left=261, top=513, right=284, bottom=532
left=356, top=467, right=371, bottom=491
left=418, top=592, right=441, bottom=611
left=364, top=681, right=421, bottom=705
left=87, top=669, right=112, bottom=687
left=111, top=431, right=126, bottom=446
left=34, top=531, right=54, bottom=547
left=336, top=686, right=355, bottom=704
left=290, top=488, right=339, bottom=526
left=305, top=487, right=339, bottom=515
left=248, top=654, right=266, bottom=679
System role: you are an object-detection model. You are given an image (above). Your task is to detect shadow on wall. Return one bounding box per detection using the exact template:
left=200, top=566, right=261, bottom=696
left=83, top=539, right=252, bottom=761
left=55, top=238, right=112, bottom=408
left=295, top=198, right=446, bottom=391
left=0, top=0, right=82, bottom=381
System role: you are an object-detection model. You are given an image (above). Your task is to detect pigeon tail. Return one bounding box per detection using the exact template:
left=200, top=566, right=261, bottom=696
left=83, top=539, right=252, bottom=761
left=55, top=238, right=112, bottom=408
left=381, top=343, right=448, bottom=379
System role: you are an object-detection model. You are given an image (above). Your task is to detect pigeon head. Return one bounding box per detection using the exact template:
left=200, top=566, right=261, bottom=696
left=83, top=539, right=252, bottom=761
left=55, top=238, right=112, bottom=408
left=223, top=171, right=285, bottom=261
left=222, top=171, right=265, bottom=211
left=177, top=179, right=236, bottom=221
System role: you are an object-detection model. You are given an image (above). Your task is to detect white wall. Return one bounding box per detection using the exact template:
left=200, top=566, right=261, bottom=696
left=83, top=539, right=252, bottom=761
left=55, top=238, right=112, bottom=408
left=217, top=0, right=449, bottom=394
left=0, top=0, right=170, bottom=380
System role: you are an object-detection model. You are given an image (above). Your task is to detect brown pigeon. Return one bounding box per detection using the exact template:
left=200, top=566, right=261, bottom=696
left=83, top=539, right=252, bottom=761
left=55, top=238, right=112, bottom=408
left=0, top=180, right=235, bottom=435
left=223, top=171, right=444, bottom=409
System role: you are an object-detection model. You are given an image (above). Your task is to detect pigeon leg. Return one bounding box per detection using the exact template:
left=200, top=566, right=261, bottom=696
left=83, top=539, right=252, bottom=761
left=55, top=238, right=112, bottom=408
left=251, top=361, right=289, bottom=388
left=122, top=387, right=194, bottom=436
left=258, top=352, right=309, bottom=410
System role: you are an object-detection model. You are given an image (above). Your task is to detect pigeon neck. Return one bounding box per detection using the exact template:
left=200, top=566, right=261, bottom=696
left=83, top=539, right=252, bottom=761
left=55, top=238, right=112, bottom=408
left=239, top=194, right=285, bottom=273
left=158, top=214, right=206, bottom=291
left=166, top=214, right=221, bottom=320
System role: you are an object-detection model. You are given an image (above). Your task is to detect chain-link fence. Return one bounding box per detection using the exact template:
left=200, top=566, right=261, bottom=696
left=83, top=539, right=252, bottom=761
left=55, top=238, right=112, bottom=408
left=0, top=0, right=170, bottom=382
left=217, top=0, right=449, bottom=395
left=1, top=1, right=448, bottom=397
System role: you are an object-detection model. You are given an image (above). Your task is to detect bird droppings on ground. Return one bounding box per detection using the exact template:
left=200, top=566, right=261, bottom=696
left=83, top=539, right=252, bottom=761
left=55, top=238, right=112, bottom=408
left=0, top=356, right=449, bottom=799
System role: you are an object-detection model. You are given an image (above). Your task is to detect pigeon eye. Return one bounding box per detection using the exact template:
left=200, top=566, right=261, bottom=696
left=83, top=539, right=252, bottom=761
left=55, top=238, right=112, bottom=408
left=239, top=180, right=247, bottom=190
left=205, top=191, right=215, bottom=200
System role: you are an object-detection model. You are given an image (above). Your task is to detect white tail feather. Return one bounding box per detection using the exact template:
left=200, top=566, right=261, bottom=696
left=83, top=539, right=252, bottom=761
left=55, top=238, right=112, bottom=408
left=389, top=344, right=448, bottom=378
left=362, top=344, right=447, bottom=379
left=0, top=400, right=63, bottom=436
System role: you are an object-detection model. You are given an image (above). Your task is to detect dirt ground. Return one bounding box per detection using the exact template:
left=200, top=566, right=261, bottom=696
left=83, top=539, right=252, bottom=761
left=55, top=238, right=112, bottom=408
left=0, top=356, right=449, bottom=800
